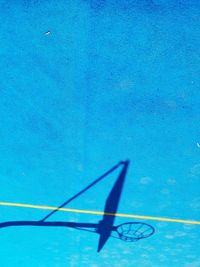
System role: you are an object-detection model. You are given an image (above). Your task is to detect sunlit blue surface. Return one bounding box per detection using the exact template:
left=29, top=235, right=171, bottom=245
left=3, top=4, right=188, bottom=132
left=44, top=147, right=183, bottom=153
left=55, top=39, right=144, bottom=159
left=0, top=1, right=200, bottom=266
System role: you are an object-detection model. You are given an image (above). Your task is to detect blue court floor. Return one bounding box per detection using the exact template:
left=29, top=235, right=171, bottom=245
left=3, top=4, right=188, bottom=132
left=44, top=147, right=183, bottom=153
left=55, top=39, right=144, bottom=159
left=0, top=1, right=200, bottom=266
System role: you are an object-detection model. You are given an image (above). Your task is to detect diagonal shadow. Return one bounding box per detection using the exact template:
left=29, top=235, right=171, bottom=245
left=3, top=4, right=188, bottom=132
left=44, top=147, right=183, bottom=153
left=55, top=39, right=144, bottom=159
left=41, top=161, right=124, bottom=221
left=0, top=161, right=140, bottom=252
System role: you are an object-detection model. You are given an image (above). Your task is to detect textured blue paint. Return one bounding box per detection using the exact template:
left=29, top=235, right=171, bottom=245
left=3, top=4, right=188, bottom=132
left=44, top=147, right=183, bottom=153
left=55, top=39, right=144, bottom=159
left=0, top=0, right=200, bottom=266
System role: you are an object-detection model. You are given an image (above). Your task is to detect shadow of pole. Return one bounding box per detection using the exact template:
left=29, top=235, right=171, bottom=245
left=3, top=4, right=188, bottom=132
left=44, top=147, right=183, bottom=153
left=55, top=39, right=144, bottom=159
left=97, top=160, right=129, bottom=252
left=0, top=160, right=155, bottom=252
left=0, top=220, right=98, bottom=232
left=41, top=161, right=124, bottom=221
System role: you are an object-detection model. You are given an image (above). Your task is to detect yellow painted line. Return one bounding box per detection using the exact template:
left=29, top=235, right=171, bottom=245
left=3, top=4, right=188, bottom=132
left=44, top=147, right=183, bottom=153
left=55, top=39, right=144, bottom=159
left=0, top=201, right=200, bottom=225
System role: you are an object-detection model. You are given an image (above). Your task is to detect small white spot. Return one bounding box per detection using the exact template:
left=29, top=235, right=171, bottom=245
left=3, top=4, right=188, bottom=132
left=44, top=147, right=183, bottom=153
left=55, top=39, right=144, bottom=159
left=77, top=163, right=83, bottom=171
left=197, top=142, right=200, bottom=148
left=167, top=178, right=176, bottom=185
left=190, top=163, right=200, bottom=177
left=165, top=234, right=174, bottom=239
left=139, top=176, right=152, bottom=185
left=175, top=231, right=186, bottom=237
left=189, top=197, right=200, bottom=210
left=156, top=222, right=167, bottom=228
left=44, top=31, right=51, bottom=36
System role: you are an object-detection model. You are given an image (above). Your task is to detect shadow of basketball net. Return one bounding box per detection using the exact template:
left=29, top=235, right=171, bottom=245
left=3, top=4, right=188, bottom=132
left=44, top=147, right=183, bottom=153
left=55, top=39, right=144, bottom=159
left=0, top=160, right=155, bottom=252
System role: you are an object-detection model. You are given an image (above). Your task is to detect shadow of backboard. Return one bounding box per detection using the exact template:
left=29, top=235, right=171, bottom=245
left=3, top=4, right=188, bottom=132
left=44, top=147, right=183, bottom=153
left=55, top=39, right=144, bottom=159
left=0, top=160, right=155, bottom=252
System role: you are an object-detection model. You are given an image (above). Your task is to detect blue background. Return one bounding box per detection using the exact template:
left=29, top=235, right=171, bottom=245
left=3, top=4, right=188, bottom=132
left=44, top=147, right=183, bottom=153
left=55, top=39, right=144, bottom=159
left=0, top=0, right=200, bottom=266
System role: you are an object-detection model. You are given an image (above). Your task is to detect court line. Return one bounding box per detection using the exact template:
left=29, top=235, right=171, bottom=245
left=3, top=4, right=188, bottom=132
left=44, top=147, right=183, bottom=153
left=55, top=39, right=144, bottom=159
left=0, top=201, right=200, bottom=225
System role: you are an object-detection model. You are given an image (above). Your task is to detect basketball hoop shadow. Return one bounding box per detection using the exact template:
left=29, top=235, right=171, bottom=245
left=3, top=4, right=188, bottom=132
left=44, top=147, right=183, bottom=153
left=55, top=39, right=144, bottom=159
left=0, top=161, right=155, bottom=252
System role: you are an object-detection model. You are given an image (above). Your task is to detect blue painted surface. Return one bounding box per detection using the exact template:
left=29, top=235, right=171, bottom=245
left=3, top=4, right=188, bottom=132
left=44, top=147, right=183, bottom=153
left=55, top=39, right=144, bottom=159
left=0, top=1, right=200, bottom=266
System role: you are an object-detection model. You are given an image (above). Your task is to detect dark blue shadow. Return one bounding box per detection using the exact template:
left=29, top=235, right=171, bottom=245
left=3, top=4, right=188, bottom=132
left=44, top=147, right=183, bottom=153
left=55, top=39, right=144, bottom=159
left=0, top=160, right=155, bottom=252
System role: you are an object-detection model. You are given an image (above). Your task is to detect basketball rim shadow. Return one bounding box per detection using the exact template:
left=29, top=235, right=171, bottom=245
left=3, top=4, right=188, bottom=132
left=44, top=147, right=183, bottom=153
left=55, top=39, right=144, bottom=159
left=0, top=160, right=155, bottom=252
